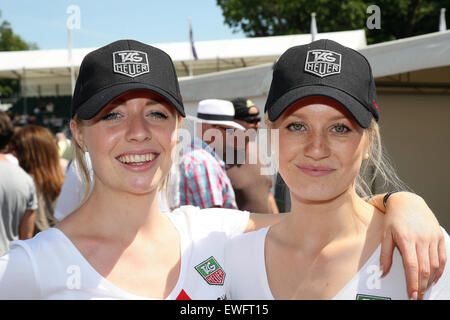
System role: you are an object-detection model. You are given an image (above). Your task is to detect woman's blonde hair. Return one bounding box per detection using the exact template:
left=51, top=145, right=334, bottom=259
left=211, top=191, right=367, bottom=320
left=356, top=119, right=410, bottom=198
left=71, top=115, right=92, bottom=206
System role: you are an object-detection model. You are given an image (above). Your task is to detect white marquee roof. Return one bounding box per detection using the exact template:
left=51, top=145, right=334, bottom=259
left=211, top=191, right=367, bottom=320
left=1, top=29, right=449, bottom=100
left=0, top=29, right=366, bottom=80
left=359, top=30, right=450, bottom=77
left=178, top=30, right=450, bottom=102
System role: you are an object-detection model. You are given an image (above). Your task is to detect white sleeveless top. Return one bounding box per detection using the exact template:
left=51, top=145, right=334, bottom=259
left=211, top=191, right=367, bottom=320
left=0, top=205, right=249, bottom=300
left=225, top=226, right=450, bottom=300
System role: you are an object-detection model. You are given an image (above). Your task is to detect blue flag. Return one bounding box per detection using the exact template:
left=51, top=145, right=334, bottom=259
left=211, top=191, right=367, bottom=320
left=189, top=19, right=198, bottom=60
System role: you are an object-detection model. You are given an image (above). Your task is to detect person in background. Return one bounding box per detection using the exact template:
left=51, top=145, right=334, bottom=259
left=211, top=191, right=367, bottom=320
left=10, top=125, right=65, bottom=234
left=55, top=131, right=72, bottom=173
left=178, top=99, right=244, bottom=209
left=53, top=152, right=93, bottom=221
left=227, top=97, right=279, bottom=213
left=0, top=114, right=19, bottom=166
left=56, top=131, right=73, bottom=162
left=0, top=111, right=37, bottom=255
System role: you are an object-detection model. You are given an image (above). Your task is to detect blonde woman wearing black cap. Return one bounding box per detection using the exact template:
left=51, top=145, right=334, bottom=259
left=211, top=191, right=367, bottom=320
left=225, top=39, right=450, bottom=300
left=0, top=40, right=249, bottom=299
left=0, top=39, right=445, bottom=300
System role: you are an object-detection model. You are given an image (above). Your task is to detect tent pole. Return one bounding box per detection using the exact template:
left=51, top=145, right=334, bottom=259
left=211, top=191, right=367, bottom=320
left=68, top=28, right=75, bottom=95
left=21, top=68, right=27, bottom=115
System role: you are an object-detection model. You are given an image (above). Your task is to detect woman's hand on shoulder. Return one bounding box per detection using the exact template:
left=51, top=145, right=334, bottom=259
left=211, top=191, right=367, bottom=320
left=372, top=192, right=446, bottom=300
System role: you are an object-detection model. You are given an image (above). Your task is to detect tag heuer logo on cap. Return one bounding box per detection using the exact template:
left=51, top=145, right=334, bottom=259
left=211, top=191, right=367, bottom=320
left=113, top=50, right=149, bottom=77
left=195, top=256, right=226, bottom=285
left=304, top=49, right=341, bottom=77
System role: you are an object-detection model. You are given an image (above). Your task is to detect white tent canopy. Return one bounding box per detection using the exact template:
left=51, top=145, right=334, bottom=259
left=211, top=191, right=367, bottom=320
left=1, top=29, right=448, bottom=103
left=178, top=30, right=450, bottom=114
left=0, top=30, right=366, bottom=97
left=0, top=29, right=366, bottom=76
left=359, top=30, right=450, bottom=77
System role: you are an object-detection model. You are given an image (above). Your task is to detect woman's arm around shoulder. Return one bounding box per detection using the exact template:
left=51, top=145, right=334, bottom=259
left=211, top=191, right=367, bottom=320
left=369, top=192, right=446, bottom=300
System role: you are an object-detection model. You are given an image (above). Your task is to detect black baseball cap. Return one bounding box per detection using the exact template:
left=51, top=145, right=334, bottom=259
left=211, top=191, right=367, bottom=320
left=265, top=39, right=379, bottom=128
left=71, top=39, right=185, bottom=119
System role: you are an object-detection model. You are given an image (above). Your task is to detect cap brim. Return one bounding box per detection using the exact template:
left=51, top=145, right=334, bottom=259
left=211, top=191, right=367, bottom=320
left=75, top=82, right=185, bottom=120
left=268, top=85, right=373, bottom=128
left=186, top=115, right=245, bottom=131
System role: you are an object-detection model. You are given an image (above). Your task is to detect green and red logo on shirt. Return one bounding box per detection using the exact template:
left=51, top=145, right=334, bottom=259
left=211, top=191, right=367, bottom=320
left=195, top=256, right=225, bottom=285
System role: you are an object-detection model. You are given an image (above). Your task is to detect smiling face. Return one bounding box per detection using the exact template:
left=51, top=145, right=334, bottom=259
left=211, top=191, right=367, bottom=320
left=70, top=90, right=179, bottom=196
left=271, top=96, right=370, bottom=202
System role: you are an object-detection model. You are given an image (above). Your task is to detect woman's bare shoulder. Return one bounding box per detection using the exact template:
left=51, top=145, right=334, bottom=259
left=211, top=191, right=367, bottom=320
left=246, top=212, right=288, bottom=233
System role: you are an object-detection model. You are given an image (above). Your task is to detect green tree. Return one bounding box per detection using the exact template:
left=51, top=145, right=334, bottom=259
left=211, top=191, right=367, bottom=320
left=0, top=11, right=38, bottom=97
left=217, top=0, right=450, bottom=44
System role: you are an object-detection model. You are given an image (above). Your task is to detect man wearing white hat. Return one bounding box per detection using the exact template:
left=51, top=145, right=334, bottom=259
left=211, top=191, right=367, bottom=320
left=178, top=99, right=244, bottom=209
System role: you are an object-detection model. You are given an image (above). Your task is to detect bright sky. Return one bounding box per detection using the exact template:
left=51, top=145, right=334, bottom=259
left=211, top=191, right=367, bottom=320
left=0, top=0, right=246, bottom=50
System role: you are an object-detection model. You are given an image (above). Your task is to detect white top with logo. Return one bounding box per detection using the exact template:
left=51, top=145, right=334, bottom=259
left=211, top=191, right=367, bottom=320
left=225, top=226, right=450, bottom=300
left=0, top=205, right=249, bottom=300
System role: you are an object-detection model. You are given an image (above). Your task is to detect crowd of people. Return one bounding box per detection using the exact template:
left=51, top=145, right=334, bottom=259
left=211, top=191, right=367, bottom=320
left=0, top=39, right=448, bottom=300
left=0, top=113, right=70, bottom=247
left=8, top=99, right=69, bottom=134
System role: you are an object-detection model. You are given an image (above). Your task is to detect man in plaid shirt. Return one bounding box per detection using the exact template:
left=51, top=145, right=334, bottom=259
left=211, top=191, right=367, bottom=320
left=179, top=99, right=245, bottom=209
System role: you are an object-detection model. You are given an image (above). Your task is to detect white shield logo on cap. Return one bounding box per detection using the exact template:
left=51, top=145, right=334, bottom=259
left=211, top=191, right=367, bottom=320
left=304, top=49, right=341, bottom=77
left=113, top=50, right=150, bottom=77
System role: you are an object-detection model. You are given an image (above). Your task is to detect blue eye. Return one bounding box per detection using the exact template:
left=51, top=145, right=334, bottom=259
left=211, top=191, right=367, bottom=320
left=332, top=124, right=350, bottom=133
left=287, top=123, right=305, bottom=131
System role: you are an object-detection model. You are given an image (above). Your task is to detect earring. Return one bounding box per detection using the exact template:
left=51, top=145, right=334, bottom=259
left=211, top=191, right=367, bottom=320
left=363, top=152, right=369, bottom=160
